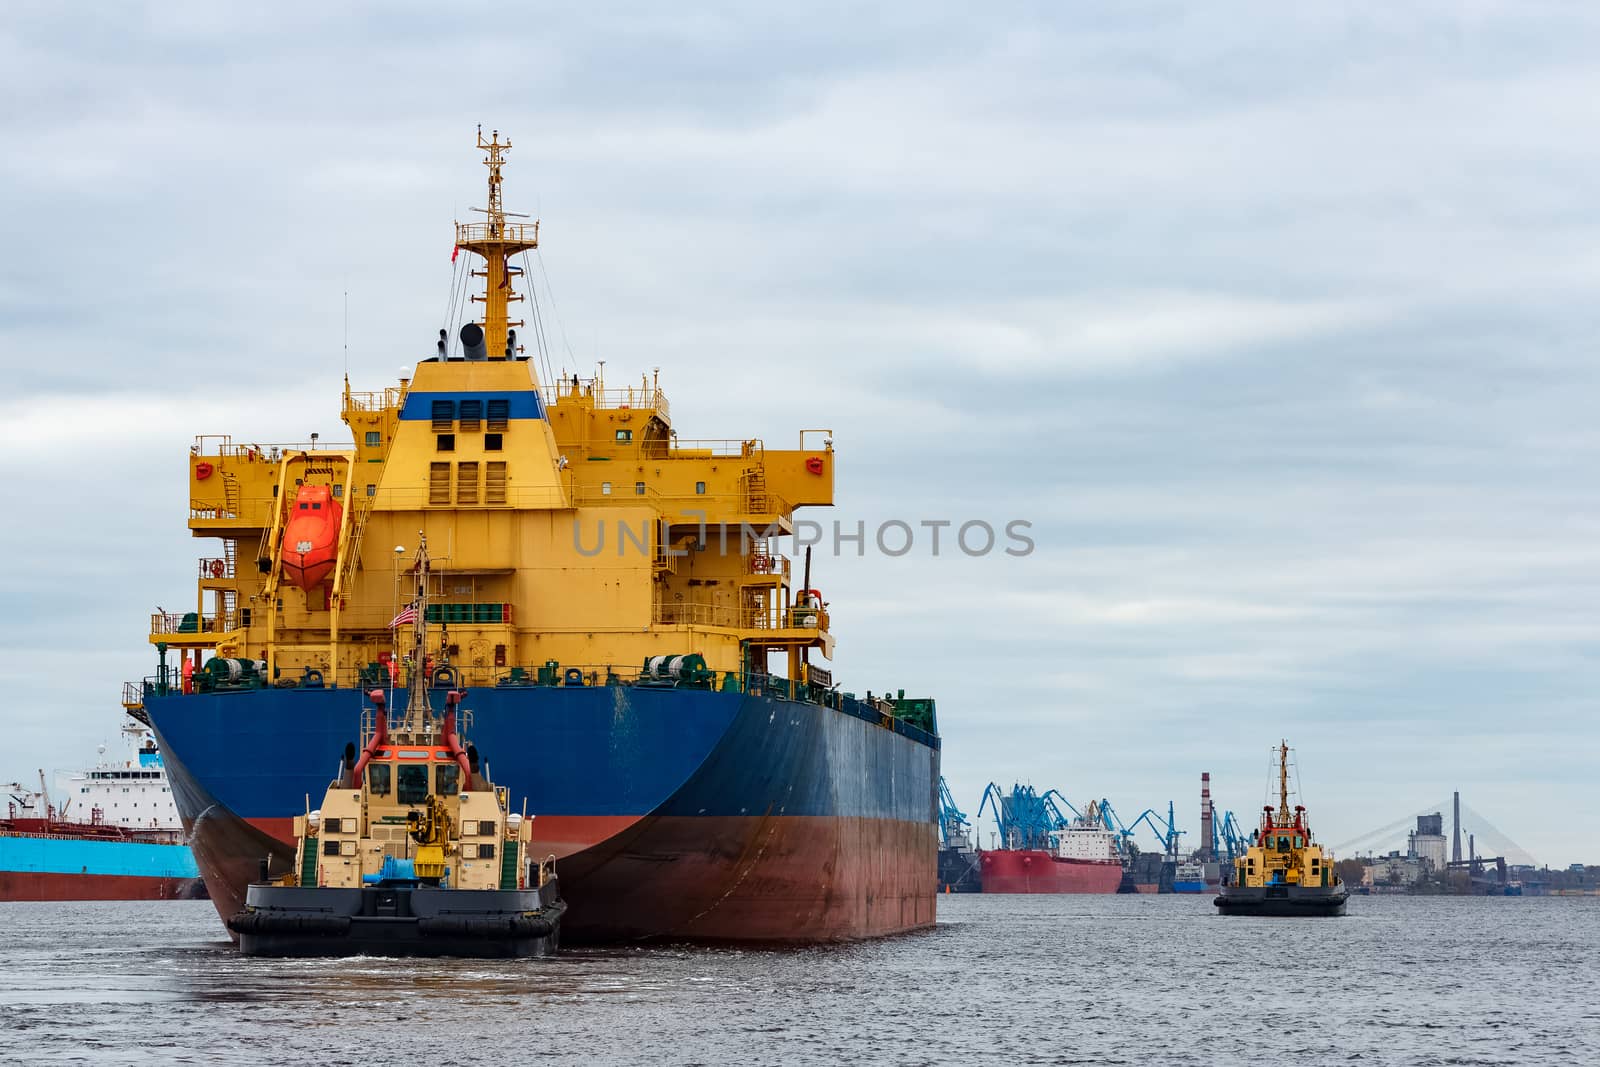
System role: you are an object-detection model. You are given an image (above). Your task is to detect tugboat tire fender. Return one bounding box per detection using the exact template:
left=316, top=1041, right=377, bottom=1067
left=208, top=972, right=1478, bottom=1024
left=417, top=914, right=558, bottom=939
left=226, top=912, right=352, bottom=937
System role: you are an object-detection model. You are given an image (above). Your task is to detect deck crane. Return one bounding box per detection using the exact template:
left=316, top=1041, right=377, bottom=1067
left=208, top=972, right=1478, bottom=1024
left=978, top=783, right=1070, bottom=851
left=937, top=776, right=973, bottom=850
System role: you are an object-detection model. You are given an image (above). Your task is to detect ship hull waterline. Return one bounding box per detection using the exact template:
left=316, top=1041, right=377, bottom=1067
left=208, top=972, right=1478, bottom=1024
left=146, top=684, right=939, bottom=943
left=0, top=871, right=199, bottom=902
left=230, top=882, right=565, bottom=958
left=1213, top=884, right=1349, bottom=917
left=977, top=849, right=1123, bottom=894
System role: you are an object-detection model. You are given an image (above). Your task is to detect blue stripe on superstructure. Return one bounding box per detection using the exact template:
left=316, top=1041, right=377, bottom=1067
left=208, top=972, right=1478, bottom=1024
left=0, top=836, right=198, bottom=879
left=399, top=390, right=545, bottom=420
left=145, top=686, right=936, bottom=825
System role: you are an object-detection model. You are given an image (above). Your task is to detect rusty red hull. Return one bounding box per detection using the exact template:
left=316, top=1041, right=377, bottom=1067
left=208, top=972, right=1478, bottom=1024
left=978, top=849, right=1123, bottom=894
left=0, top=871, right=196, bottom=902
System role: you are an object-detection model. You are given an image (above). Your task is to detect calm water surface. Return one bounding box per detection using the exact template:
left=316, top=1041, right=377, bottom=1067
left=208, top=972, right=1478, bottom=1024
left=0, top=894, right=1594, bottom=1065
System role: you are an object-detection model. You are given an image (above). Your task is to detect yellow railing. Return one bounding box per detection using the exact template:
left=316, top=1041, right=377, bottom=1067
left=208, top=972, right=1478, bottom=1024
left=343, top=386, right=406, bottom=414
left=150, top=610, right=239, bottom=636
left=455, top=221, right=540, bottom=245
left=652, top=598, right=826, bottom=633
left=547, top=377, right=671, bottom=420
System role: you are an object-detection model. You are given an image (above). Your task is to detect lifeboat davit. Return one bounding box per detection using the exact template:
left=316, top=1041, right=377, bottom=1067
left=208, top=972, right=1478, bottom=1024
left=280, top=484, right=343, bottom=590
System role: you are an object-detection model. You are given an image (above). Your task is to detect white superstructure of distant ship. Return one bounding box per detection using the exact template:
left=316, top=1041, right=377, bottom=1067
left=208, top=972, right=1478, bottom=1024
left=58, top=722, right=183, bottom=830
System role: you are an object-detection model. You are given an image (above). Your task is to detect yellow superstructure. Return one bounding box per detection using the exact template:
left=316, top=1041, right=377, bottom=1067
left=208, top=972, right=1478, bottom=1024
left=158, top=129, right=843, bottom=698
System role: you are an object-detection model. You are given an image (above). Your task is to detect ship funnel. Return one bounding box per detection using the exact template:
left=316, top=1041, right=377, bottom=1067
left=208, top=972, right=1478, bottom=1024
left=460, top=322, right=487, bottom=361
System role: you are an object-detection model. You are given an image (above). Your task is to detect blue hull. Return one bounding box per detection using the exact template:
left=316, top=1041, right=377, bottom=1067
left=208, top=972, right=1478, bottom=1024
left=146, top=684, right=939, bottom=941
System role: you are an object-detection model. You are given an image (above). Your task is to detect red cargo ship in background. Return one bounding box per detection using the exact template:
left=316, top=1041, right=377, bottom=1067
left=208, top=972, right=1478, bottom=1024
left=978, top=796, right=1124, bottom=894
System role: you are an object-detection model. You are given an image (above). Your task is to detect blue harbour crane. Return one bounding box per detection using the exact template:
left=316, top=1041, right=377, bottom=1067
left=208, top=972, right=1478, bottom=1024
left=1214, top=809, right=1248, bottom=863
left=978, top=783, right=1071, bottom=851
left=1122, top=801, right=1185, bottom=859
left=937, top=776, right=973, bottom=850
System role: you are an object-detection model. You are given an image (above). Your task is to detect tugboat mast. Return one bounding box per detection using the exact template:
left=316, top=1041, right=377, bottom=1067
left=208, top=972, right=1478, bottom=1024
left=1277, top=740, right=1291, bottom=825
left=403, top=533, right=434, bottom=734
left=454, top=126, right=539, bottom=360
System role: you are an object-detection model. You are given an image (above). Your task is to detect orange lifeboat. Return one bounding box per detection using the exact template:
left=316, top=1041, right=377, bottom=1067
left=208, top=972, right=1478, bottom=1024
left=280, top=484, right=343, bottom=590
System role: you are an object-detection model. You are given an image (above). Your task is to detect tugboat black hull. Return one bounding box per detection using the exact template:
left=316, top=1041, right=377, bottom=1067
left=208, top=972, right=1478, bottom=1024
left=228, top=879, right=565, bottom=957
left=1214, top=883, right=1347, bottom=917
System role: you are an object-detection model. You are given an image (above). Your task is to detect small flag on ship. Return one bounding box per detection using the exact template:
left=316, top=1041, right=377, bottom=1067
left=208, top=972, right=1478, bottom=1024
left=389, top=604, right=418, bottom=629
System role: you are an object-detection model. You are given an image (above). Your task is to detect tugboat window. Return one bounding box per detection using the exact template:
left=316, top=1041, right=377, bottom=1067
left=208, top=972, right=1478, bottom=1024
left=397, top=764, right=429, bottom=804
left=367, top=763, right=391, bottom=796
left=435, top=764, right=460, bottom=796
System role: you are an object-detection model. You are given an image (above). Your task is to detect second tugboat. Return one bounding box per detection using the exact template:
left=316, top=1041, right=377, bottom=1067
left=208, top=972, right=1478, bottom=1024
left=1215, top=741, right=1347, bottom=917
left=227, top=537, right=564, bottom=957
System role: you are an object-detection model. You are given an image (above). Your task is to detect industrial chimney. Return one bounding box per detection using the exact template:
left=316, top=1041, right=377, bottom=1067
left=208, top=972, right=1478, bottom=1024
left=1452, top=791, right=1462, bottom=865
left=1200, top=772, right=1214, bottom=862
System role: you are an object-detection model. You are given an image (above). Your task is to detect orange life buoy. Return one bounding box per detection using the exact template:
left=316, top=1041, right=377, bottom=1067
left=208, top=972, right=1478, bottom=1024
left=209, top=559, right=225, bottom=579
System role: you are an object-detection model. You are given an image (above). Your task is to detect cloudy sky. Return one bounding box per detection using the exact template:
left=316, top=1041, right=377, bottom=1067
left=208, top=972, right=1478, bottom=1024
left=2, top=3, right=1596, bottom=864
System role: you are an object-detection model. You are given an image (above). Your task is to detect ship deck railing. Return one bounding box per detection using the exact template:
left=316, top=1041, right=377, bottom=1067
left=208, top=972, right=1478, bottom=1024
left=548, top=377, right=670, bottom=421
left=150, top=609, right=240, bottom=635
left=192, top=434, right=344, bottom=460
left=652, top=599, right=825, bottom=632
left=343, top=386, right=407, bottom=414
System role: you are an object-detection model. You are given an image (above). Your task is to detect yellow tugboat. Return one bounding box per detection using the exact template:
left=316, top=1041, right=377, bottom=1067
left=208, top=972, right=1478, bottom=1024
left=1214, top=741, right=1347, bottom=917
left=227, top=536, right=565, bottom=957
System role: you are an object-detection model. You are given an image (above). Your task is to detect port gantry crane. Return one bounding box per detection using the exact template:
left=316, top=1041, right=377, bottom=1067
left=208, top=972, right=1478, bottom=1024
left=1121, top=801, right=1185, bottom=859
left=977, top=783, right=1073, bottom=851
left=937, top=776, right=973, bottom=850
left=1214, top=809, right=1248, bottom=863
left=1094, top=799, right=1154, bottom=856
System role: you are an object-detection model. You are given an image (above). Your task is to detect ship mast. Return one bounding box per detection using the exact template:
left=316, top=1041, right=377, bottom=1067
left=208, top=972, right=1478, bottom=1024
left=454, top=127, right=540, bottom=360
left=402, top=534, right=435, bottom=737
left=1276, top=739, right=1291, bottom=825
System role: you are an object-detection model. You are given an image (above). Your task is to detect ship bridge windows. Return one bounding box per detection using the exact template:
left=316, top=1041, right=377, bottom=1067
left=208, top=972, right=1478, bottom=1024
left=616, top=429, right=633, bottom=443
left=436, top=764, right=460, bottom=796
left=365, top=431, right=382, bottom=447
left=367, top=763, right=391, bottom=796
left=397, top=764, right=429, bottom=805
